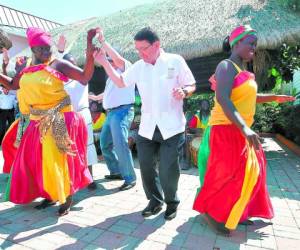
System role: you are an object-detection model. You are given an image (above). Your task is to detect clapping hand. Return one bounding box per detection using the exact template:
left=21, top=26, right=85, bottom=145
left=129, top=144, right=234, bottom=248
left=93, top=48, right=107, bottom=66
left=2, top=48, right=9, bottom=68
left=96, top=27, right=105, bottom=44
left=56, top=35, right=66, bottom=52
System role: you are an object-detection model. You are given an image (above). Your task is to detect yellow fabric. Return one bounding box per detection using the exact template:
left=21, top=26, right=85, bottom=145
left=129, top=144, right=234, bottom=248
left=209, top=80, right=257, bottom=127
left=42, top=131, right=70, bottom=204
left=191, top=115, right=207, bottom=129
left=18, top=69, right=69, bottom=116
left=18, top=66, right=72, bottom=204
left=92, top=113, right=106, bottom=130
left=199, top=118, right=208, bottom=129
left=225, top=146, right=260, bottom=229
left=195, top=115, right=201, bottom=128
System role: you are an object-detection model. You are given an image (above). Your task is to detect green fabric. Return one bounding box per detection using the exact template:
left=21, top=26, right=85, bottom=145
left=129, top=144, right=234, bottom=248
left=135, top=95, right=141, bottom=106
left=196, top=126, right=211, bottom=195
left=230, top=31, right=257, bottom=47
left=200, top=116, right=209, bottom=128
left=4, top=171, right=12, bottom=201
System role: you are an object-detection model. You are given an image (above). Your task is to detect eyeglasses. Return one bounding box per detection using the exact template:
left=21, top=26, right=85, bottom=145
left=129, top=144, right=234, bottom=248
left=135, top=43, right=152, bottom=52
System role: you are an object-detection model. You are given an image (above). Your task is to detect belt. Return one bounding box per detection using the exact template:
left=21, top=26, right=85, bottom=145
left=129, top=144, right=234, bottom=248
left=30, top=96, right=75, bottom=155
left=106, top=103, right=134, bottom=113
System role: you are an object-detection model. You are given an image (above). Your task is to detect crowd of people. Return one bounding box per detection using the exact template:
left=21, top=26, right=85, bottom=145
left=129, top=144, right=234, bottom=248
left=0, top=24, right=295, bottom=235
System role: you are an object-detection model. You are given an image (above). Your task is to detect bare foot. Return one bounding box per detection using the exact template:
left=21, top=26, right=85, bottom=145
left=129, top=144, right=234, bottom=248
left=203, top=214, right=231, bottom=236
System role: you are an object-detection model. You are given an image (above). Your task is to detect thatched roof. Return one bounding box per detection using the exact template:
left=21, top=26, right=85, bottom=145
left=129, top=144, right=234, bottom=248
left=13, top=0, right=300, bottom=65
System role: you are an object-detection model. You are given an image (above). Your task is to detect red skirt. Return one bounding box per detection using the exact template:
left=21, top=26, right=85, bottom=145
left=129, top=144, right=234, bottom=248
left=193, top=125, right=274, bottom=228
left=2, top=119, right=19, bottom=174
left=6, top=112, right=92, bottom=204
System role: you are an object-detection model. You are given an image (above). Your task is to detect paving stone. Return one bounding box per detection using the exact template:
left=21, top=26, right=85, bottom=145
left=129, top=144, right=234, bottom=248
left=1, top=138, right=300, bottom=249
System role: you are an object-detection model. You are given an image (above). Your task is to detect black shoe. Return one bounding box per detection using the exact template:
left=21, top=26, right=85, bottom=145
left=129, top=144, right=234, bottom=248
left=164, top=204, right=178, bottom=220
left=34, top=199, right=56, bottom=210
left=118, top=182, right=136, bottom=191
left=142, top=202, right=163, bottom=217
left=104, top=174, right=123, bottom=180
left=87, top=182, right=97, bottom=190
left=57, top=196, right=73, bottom=217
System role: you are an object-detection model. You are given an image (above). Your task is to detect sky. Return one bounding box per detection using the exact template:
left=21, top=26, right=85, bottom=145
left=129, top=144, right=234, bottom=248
left=0, top=0, right=157, bottom=24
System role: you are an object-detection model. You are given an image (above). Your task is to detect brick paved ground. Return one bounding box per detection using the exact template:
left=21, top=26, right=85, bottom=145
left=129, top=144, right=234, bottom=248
left=0, top=137, right=300, bottom=249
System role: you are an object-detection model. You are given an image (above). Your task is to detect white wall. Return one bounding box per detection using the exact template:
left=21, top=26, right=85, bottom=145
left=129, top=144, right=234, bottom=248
left=0, top=33, right=28, bottom=73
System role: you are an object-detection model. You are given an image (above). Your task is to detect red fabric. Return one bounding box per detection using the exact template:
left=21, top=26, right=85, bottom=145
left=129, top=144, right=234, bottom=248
left=64, top=112, right=92, bottom=194
left=8, top=112, right=92, bottom=204
left=2, top=120, right=19, bottom=174
left=26, top=27, right=51, bottom=48
left=92, top=112, right=101, bottom=123
left=209, top=71, right=255, bottom=92
left=229, top=25, right=256, bottom=46
left=188, top=116, right=198, bottom=128
left=193, top=125, right=274, bottom=223
left=20, top=64, right=69, bottom=82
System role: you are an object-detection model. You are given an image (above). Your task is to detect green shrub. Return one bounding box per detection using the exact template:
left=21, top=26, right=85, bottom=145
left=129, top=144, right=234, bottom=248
left=253, top=102, right=300, bottom=146
left=277, top=0, right=300, bottom=12
left=252, top=103, right=282, bottom=133
left=274, top=104, right=300, bottom=145
left=184, top=92, right=214, bottom=116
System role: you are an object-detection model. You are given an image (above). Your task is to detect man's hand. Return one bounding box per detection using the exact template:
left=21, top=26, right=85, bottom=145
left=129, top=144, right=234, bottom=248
left=172, top=87, right=186, bottom=100
left=2, top=48, right=9, bottom=68
left=56, top=35, right=66, bottom=52
left=93, top=48, right=108, bottom=65
left=96, top=27, right=105, bottom=44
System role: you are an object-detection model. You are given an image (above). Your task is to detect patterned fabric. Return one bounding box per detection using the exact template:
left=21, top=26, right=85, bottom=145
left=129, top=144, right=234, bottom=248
left=193, top=61, right=273, bottom=230
left=193, top=125, right=274, bottom=229
left=229, top=25, right=256, bottom=47
left=5, top=63, right=92, bottom=204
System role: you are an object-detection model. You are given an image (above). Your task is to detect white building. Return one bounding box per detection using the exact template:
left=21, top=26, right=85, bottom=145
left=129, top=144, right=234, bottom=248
left=0, top=4, right=62, bottom=72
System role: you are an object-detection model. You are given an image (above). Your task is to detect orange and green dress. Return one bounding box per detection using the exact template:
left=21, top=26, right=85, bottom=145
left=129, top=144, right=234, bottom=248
left=5, top=62, right=92, bottom=204
left=193, top=61, right=274, bottom=230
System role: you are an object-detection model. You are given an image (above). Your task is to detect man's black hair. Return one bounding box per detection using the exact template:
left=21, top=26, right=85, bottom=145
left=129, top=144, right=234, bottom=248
left=134, top=27, right=160, bottom=44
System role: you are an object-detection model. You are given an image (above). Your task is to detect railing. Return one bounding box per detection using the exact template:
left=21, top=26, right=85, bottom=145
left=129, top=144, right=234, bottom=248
left=0, top=4, right=62, bottom=31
